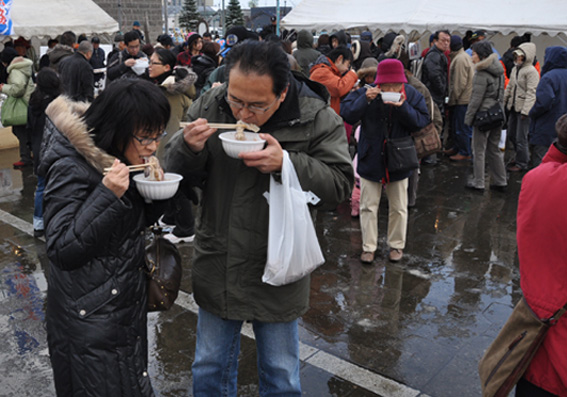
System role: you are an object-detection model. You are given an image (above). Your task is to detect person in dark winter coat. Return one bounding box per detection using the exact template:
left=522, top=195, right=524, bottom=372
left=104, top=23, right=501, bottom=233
left=190, top=41, right=220, bottom=98
left=27, top=68, right=62, bottom=237
left=464, top=40, right=507, bottom=191
left=341, top=59, right=429, bottom=264
left=421, top=30, right=450, bottom=110
left=528, top=46, right=567, bottom=167
left=315, top=34, right=332, bottom=55
left=89, top=36, right=106, bottom=84
left=48, top=31, right=76, bottom=72
left=107, top=30, right=148, bottom=81
left=59, top=40, right=94, bottom=102
left=39, top=79, right=171, bottom=397
left=293, top=29, right=320, bottom=76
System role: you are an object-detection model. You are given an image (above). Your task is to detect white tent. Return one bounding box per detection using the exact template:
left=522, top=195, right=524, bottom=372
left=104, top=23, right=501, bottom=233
left=281, top=0, right=567, bottom=37
left=8, top=0, right=119, bottom=39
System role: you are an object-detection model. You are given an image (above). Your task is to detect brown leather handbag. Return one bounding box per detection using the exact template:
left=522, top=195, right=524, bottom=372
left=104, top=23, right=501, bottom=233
left=411, top=122, right=441, bottom=158
left=478, top=297, right=567, bottom=397
left=144, top=227, right=182, bottom=312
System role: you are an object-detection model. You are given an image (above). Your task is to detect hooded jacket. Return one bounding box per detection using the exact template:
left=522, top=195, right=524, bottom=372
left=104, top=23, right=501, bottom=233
left=155, top=67, right=197, bottom=159
left=518, top=144, right=567, bottom=396
left=448, top=47, right=474, bottom=106
left=293, top=30, right=321, bottom=77
left=464, top=53, right=505, bottom=127
left=504, top=42, right=540, bottom=115
left=38, top=97, right=163, bottom=396
left=528, top=46, right=567, bottom=147
left=48, top=44, right=74, bottom=72
left=341, top=83, right=430, bottom=183
left=309, top=54, right=358, bottom=114
left=2, top=56, right=35, bottom=103
left=164, top=72, right=353, bottom=323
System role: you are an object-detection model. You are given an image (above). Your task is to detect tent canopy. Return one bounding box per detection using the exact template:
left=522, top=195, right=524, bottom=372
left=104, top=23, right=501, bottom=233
left=282, top=0, right=567, bottom=37
left=9, top=0, right=119, bottom=40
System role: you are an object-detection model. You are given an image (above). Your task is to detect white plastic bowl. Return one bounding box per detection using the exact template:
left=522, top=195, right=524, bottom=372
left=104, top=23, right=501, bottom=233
left=133, top=172, right=183, bottom=201
left=381, top=92, right=402, bottom=103
left=219, top=131, right=266, bottom=159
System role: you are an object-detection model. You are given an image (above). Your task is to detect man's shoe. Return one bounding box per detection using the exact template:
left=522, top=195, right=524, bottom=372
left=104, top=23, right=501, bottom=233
left=13, top=160, right=32, bottom=169
left=389, top=249, right=403, bottom=262
left=490, top=184, right=507, bottom=192
left=465, top=182, right=485, bottom=192
left=507, top=165, right=524, bottom=172
left=443, top=148, right=457, bottom=156
left=449, top=154, right=471, bottom=161
left=162, top=233, right=195, bottom=244
left=360, top=251, right=375, bottom=264
left=33, top=229, right=45, bottom=238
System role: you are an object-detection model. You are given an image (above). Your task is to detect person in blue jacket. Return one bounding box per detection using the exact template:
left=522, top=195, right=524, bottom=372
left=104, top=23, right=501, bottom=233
left=341, top=58, right=429, bottom=264
left=528, top=46, right=567, bottom=167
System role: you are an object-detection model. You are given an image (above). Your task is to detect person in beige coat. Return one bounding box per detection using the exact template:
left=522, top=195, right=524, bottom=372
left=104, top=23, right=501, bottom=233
left=447, top=35, right=474, bottom=161
left=503, top=42, right=540, bottom=171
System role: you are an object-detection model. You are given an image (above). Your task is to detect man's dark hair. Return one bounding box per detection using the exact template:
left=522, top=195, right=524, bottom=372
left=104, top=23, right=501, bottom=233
left=48, top=39, right=59, bottom=48
left=60, top=31, right=76, bottom=47
left=124, top=31, right=140, bottom=46
left=203, top=32, right=212, bottom=39
left=317, top=34, right=329, bottom=46
left=433, top=30, right=450, bottom=41
left=224, top=41, right=290, bottom=97
left=327, top=46, right=353, bottom=64
left=84, top=79, right=170, bottom=158
left=510, top=36, right=523, bottom=48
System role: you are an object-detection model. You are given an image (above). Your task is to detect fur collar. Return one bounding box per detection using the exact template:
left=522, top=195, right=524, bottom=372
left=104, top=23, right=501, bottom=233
left=45, top=96, right=115, bottom=173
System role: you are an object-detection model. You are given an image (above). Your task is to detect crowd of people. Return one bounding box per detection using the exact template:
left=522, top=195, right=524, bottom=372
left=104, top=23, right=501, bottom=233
left=2, top=20, right=566, bottom=397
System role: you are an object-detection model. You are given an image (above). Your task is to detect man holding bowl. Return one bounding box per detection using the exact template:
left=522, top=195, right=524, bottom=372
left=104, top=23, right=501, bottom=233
left=165, top=40, right=353, bottom=396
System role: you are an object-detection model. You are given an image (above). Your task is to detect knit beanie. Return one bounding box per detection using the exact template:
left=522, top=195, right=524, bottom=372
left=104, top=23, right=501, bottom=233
left=450, top=35, right=463, bottom=52
left=471, top=40, right=492, bottom=60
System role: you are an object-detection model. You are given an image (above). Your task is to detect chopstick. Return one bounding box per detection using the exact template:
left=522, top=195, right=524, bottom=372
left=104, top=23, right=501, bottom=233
left=103, top=164, right=150, bottom=175
left=179, top=122, right=260, bottom=132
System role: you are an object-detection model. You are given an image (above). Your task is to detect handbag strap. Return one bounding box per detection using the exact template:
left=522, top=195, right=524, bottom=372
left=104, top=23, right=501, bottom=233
left=549, top=301, right=567, bottom=325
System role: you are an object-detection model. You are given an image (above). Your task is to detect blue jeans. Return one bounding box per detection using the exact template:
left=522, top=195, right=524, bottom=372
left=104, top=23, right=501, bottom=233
left=33, top=175, right=45, bottom=231
left=452, top=105, right=472, bottom=156
left=192, top=308, right=301, bottom=397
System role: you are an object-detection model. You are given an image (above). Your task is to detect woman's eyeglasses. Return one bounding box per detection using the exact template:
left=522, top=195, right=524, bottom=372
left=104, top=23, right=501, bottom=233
left=132, top=131, right=167, bottom=146
left=148, top=61, right=164, bottom=66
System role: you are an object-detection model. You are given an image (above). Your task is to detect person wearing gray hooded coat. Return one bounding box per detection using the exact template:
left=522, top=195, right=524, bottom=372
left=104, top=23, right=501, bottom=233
left=464, top=40, right=507, bottom=191
left=293, top=29, right=321, bottom=77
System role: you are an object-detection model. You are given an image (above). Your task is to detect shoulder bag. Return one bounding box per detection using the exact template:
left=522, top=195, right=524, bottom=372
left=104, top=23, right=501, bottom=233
left=1, top=95, right=28, bottom=127
left=145, top=226, right=182, bottom=312
left=478, top=297, right=567, bottom=397
left=412, top=96, right=442, bottom=158
left=385, top=122, right=419, bottom=174
left=474, top=76, right=505, bottom=133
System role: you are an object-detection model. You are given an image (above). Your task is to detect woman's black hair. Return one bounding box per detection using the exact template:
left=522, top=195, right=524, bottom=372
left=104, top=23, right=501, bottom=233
left=224, top=40, right=290, bottom=96
left=154, top=47, right=176, bottom=70
left=83, top=79, right=170, bottom=158
left=29, top=68, right=62, bottom=108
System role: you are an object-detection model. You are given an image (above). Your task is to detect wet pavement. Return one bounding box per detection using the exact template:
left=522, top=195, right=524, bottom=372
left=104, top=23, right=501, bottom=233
left=0, top=145, right=525, bottom=396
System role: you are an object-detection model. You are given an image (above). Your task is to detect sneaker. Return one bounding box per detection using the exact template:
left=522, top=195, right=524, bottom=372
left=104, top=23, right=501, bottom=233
left=360, top=251, right=375, bottom=264
left=162, top=232, right=195, bottom=244
left=388, top=249, right=403, bottom=262
left=13, top=160, right=32, bottom=169
left=465, top=182, right=485, bottom=192
left=157, top=216, right=175, bottom=228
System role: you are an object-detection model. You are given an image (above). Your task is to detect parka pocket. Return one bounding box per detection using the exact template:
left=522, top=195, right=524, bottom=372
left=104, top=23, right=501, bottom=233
left=73, top=277, right=121, bottom=319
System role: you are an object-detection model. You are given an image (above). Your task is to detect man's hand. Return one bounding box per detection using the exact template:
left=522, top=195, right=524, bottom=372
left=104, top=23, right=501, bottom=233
left=124, top=58, right=136, bottom=68
left=239, top=133, right=283, bottom=173
left=182, top=118, right=217, bottom=153
left=102, top=159, right=129, bottom=198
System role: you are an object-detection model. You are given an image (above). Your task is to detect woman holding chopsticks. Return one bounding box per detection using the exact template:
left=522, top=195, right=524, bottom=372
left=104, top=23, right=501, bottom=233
left=38, top=79, right=170, bottom=396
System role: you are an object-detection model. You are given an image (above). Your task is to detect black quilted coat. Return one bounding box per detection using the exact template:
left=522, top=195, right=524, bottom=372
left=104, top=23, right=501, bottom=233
left=38, top=96, right=163, bottom=396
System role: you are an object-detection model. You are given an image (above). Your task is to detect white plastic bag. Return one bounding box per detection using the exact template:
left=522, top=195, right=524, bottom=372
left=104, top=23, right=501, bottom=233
left=262, top=151, right=325, bottom=286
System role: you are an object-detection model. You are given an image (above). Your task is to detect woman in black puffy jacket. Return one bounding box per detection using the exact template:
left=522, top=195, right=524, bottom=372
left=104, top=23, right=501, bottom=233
left=38, top=79, right=170, bottom=396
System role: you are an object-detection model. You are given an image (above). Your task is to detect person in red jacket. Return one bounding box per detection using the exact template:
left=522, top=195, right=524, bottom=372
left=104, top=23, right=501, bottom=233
left=516, top=114, right=567, bottom=396
left=309, top=46, right=358, bottom=115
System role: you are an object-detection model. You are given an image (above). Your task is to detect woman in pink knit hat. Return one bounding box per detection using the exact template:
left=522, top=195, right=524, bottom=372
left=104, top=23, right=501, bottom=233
left=341, top=59, right=430, bottom=264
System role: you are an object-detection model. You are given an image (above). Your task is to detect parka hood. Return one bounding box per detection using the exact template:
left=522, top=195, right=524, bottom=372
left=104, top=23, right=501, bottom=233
left=541, top=46, right=567, bottom=77
left=475, top=53, right=504, bottom=77
left=161, top=66, right=197, bottom=95
left=297, top=30, right=314, bottom=49
left=40, top=96, right=114, bottom=176
left=517, top=42, right=536, bottom=66
left=48, top=44, right=74, bottom=65
left=7, top=56, right=33, bottom=77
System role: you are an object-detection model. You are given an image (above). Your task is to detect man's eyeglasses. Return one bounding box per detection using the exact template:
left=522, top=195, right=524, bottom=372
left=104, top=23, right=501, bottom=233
left=132, top=131, right=167, bottom=146
left=225, top=93, right=280, bottom=114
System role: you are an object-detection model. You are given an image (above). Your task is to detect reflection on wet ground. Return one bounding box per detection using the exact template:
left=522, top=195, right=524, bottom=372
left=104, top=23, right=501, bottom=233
left=0, top=146, right=524, bottom=396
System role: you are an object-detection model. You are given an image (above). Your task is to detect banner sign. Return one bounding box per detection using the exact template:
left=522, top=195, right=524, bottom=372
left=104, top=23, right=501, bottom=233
left=0, top=0, right=14, bottom=36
